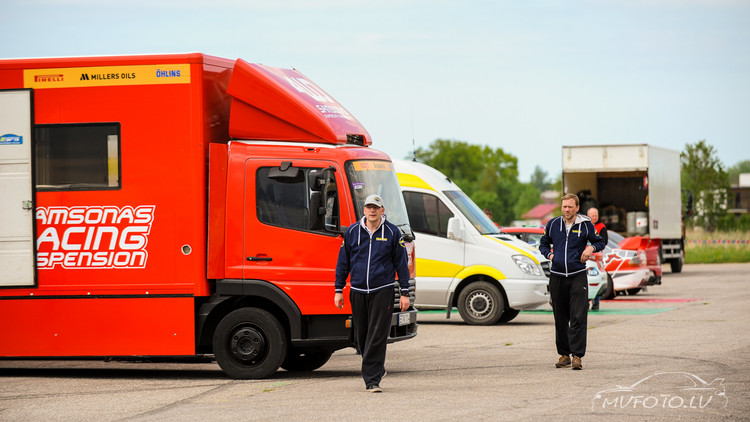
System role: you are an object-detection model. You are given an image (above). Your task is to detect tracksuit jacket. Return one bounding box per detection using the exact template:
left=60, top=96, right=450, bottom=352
left=335, top=215, right=410, bottom=295
left=539, top=214, right=606, bottom=277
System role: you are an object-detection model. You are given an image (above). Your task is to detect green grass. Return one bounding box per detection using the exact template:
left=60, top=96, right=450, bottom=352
left=685, top=229, right=750, bottom=264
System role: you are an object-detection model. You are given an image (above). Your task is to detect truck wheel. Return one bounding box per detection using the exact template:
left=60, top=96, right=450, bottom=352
left=670, top=251, right=684, bottom=273
left=213, top=308, right=287, bottom=379
left=281, top=349, right=333, bottom=372
left=457, top=281, right=504, bottom=325
left=601, top=274, right=615, bottom=300
left=497, top=308, right=520, bottom=323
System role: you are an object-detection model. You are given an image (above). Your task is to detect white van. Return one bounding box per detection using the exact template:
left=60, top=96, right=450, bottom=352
left=394, top=160, right=550, bottom=325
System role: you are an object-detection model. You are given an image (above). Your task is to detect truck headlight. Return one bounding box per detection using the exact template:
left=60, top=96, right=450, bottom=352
left=513, top=255, right=542, bottom=276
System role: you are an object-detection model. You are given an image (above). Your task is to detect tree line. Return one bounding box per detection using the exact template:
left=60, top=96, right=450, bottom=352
left=411, top=139, right=749, bottom=231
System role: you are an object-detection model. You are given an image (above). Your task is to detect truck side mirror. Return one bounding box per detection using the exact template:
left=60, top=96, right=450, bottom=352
left=309, top=191, right=324, bottom=230
left=308, top=166, right=339, bottom=233
left=447, top=217, right=463, bottom=241
left=308, top=169, right=325, bottom=192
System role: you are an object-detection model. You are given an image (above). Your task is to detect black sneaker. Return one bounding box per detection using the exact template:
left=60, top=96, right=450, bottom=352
left=555, top=355, right=571, bottom=368
left=366, top=385, right=382, bottom=393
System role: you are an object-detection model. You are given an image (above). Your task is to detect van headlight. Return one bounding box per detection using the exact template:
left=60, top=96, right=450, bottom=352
left=513, top=255, right=542, bottom=276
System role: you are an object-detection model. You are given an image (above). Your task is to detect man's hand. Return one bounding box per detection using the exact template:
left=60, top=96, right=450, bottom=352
left=580, top=245, right=594, bottom=262
left=334, top=292, right=344, bottom=309
left=399, top=295, right=410, bottom=312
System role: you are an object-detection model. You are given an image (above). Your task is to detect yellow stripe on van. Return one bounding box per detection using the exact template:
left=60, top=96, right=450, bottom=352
left=415, top=260, right=507, bottom=281
left=455, top=265, right=507, bottom=281
left=396, top=173, right=434, bottom=191
left=484, top=235, right=540, bottom=264
left=415, top=258, right=462, bottom=278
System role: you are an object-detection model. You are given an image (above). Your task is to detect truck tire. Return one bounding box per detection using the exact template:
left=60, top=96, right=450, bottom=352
left=497, top=308, right=520, bottom=323
left=457, top=281, right=504, bottom=325
left=601, top=274, right=615, bottom=300
left=670, top=251, right=684, bottom=273
left=281, top=349, right=333, bottom=372
left=213, top=308, right=287, bottom=379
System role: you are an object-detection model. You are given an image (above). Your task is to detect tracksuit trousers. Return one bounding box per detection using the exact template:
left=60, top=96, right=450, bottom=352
left=351, top=287, right=393, bottom=387
left=549, top=272, right=589, bottom=358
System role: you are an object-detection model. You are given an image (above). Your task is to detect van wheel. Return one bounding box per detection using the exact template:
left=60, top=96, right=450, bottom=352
left=497, top=308, right=520, bottom=323
left=457, top=281, right=504, bottom=325
left=213, top=308, right=287, bottom=379
left=281, top=349, right=333, bottom=372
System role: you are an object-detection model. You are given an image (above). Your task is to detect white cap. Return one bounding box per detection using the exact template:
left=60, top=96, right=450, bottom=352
left=364, top=194, right=384, bottom=208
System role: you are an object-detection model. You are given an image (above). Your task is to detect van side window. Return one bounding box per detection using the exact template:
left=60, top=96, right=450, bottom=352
left=403, top=191, right=453, bottom=238
left=35, top=123, right=120, bottom=191
left=256, top=167, right=337, bottom=233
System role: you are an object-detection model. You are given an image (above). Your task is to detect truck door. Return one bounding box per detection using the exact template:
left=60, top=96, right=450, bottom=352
left=401, top=190, right=464, bottom=306
left=0, top=90, right=36, bottom=287
left=244, top=159, right=346, bottom=314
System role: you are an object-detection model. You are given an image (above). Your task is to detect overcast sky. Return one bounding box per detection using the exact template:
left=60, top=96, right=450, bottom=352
left=3, top=0, right=748, bottom=181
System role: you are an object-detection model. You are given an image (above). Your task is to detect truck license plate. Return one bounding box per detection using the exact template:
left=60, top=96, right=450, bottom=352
left=398, top=312, right=410, bottom=326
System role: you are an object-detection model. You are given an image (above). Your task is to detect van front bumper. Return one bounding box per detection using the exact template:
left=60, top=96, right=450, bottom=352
left=502, top=278, right=550, bottom=310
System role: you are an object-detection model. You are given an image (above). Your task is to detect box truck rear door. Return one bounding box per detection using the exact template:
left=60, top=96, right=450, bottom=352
left=0, top=89, right=36, bottom=287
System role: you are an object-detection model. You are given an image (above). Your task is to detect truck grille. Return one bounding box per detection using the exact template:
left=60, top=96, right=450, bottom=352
left=392, top=278, right=417, bottom=311
left=541, top=261, right=551, bottom=278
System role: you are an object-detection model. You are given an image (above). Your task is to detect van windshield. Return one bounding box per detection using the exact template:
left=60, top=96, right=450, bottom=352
left=345, top=160, right=413, bottom=237
left=444, top=190, right=500, bottom=235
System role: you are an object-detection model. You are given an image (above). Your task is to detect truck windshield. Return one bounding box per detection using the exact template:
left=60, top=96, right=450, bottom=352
left=443, top=190, right=500, bottom=235
left=345, top=160, right=413, bottom=237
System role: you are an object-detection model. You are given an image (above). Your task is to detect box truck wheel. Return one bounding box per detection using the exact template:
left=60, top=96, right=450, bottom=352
left=281, top=348, right=333, bottom=372
left=670, top=251, right=684, bottom=273
left=457, top=281, right=504, bottom=325
left=213, top=308, right=287, bottom=379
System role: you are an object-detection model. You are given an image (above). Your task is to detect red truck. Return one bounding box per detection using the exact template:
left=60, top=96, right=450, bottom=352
left=0, top=53, right=417, bottom=379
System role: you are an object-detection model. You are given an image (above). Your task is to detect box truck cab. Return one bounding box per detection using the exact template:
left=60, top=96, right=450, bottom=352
left=0, top=53, right=417, bottom=379
left=394, top=160, right=550, bottom=325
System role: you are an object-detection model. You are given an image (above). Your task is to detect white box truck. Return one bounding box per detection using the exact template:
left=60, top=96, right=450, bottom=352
left=562, top=144, right=685, bottom=272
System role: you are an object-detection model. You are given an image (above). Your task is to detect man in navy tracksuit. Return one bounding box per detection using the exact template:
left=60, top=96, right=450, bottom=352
left=539, top=193, right=605, bottom=370
left=335, top=194, right=410, bottom=392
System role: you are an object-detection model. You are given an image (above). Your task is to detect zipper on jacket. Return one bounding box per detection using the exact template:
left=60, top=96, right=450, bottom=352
left=564, top=226, right=569, bottom=275
left=366, top=232, right=373, bottom=291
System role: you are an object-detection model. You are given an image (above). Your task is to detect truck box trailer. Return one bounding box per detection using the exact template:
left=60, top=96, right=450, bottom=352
left=0, top=53, right=417, bottom=378
left=561, top=144, right=685, bottom=273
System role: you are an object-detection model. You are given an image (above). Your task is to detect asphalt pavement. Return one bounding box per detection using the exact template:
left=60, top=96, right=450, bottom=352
left=1, top=263, right=748, bottom=421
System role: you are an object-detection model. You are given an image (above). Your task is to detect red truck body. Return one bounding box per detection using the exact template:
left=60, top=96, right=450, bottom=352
left=0, top=53, right=417, bottom=378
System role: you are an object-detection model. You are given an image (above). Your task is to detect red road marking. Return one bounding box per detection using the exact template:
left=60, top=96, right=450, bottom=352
left=602, top=298, right=704, bottom=303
